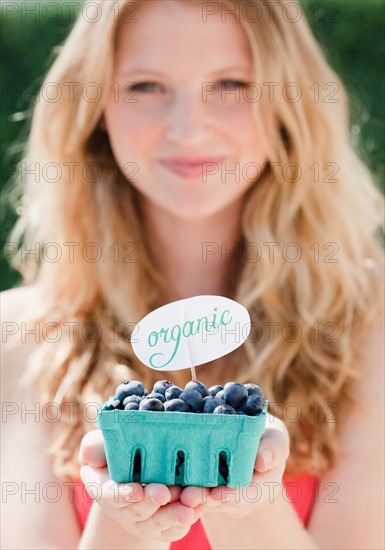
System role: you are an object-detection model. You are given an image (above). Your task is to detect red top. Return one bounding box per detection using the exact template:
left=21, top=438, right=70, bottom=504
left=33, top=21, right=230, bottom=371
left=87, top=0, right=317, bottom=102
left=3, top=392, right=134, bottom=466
left=73, top=473, right=318, bottom=547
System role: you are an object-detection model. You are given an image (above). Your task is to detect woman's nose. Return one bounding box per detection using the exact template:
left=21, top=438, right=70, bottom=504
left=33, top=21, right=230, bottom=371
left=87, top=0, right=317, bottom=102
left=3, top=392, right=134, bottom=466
left=165, top=92, right=213, bottom=145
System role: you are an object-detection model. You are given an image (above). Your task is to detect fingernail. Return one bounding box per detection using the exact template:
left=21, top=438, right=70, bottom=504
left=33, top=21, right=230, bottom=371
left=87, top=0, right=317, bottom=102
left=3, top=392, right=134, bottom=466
left=260, top=448, right=273, bottom=470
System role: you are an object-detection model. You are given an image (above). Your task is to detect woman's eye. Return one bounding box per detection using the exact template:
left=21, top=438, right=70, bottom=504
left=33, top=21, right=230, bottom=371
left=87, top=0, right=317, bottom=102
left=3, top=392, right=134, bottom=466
left=219, top=80, right=248, bottom=90
left=124, top=82, right=161, bottom=94
left=123, top=80, right=248, bottom=96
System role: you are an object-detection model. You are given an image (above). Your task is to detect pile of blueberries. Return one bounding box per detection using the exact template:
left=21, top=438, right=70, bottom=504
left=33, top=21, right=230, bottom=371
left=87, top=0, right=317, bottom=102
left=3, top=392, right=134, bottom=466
left=104, top=379, right=266, bottom=416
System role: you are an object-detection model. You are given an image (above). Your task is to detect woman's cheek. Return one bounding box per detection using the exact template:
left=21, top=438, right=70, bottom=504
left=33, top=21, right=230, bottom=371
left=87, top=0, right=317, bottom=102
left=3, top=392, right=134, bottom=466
left=214, top=100, right=257, bottom=131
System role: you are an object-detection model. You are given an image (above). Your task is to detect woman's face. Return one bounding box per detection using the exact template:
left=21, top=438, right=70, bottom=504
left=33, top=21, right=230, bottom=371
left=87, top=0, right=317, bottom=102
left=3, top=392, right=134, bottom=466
left=104, top=0, right=267, bottom=219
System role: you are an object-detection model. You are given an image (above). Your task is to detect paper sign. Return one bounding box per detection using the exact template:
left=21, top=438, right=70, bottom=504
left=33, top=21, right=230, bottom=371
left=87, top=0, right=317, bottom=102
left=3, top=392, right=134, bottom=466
left=130, top=295, right=251, bottom=371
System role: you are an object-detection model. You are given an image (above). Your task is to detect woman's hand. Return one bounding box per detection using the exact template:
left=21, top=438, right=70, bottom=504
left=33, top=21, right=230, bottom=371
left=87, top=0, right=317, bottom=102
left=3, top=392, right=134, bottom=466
left=179, top=412, right=290, bottom=519
left=79, top=430, right=203, bottom=542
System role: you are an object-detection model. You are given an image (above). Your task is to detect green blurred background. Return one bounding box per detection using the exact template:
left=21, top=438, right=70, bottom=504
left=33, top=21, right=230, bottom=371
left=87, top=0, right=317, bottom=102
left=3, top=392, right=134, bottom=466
left=1, top=0, right=384, bottom=291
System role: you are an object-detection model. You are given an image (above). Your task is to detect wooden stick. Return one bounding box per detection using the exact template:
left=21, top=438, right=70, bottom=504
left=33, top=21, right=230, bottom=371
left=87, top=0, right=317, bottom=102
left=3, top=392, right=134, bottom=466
left=190, top=365, right=197, bottom=381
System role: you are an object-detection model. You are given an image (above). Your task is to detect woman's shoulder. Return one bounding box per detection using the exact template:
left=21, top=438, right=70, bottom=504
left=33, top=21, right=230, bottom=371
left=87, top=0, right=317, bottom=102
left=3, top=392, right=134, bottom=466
left=1, top=282, right=44, bottom=343
left=1, top=282, right=43, bottom=316
left=1, top=284, right=82, bottom=549
left=1, top=283, right=44, bottom=400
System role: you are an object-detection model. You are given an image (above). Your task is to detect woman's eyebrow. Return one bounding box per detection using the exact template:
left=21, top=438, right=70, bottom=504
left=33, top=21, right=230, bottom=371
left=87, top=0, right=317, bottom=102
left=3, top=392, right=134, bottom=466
left=117, top=65, right=253, bottom=77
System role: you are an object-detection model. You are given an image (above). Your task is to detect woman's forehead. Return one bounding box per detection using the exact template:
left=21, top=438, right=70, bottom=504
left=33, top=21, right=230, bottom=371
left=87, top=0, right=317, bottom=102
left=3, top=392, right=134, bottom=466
left=114, top=0, right=254, bottom=70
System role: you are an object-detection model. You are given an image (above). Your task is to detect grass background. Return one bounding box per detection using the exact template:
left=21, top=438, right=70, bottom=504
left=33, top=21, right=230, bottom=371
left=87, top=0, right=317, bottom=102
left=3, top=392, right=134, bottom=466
left=1, top=0, right=384, bottom=291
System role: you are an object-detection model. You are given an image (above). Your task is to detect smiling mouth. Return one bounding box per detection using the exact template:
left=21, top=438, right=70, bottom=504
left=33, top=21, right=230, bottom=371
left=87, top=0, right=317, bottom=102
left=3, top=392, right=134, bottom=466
left=159, top=158, right=226, bottom=179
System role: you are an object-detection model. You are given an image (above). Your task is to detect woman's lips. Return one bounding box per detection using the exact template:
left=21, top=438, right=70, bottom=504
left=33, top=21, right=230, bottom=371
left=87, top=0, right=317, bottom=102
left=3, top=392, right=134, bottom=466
left=159, top=158, right=226, bottom=179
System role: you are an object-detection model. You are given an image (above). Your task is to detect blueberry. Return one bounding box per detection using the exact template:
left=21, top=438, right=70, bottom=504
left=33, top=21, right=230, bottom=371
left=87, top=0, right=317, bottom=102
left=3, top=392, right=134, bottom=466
left=213, top=404, right=237, bottom=414
left=244, top=383, right=264, bottom=398
left=152, top=380, right=173, bottom=396
left=122, top=395, right=142, bottom=407
left=243, top=395, right=266, bottom=416
left=114, top=383, right=130, bottom=402
left=124, top=402, right=139, bottom=411
left=215, top=390, right=225, bottom=401
left=139, top=398, right=164, bottom=411
left=223, top=382, right=248, bottom=410
left=104, top=397, right=123, bottom=410
left=164, top=399, right=190, bottom=412
left=146, top=392, right=166, bottom=403
left=179, top=389, right=204, bottom=412
left=209, top=384, right=224, bottom=396
left=202, top=396, right=223, bottom=413
left=165, top=385, right=183, bottom=400
left=115, top=380, right=145, bottom=401
left=185, top=380, right=210, bottom=398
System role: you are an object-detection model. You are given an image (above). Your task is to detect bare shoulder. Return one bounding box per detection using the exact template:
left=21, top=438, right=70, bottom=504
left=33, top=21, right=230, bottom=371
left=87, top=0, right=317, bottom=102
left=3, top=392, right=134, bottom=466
left=1, top=284, right=82, bottom=548
left=1, top=283, right=45, bottom=401
left=1, top=282, right=43, bottom=322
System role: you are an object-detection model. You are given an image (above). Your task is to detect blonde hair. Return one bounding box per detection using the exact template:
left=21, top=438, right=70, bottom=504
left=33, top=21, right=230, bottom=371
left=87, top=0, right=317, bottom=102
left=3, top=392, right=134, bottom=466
left=3, top=0, right=384, bottom=480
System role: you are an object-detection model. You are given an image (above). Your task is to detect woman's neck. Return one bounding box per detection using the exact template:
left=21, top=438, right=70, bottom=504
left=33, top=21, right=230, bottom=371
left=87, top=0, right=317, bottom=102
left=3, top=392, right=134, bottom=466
left=140, top=197, right=245, bottom=305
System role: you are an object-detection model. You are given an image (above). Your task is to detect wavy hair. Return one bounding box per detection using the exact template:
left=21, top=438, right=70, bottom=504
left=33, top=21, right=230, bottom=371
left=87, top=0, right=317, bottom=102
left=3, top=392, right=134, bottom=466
left=3, top=0, right=384, bottom=480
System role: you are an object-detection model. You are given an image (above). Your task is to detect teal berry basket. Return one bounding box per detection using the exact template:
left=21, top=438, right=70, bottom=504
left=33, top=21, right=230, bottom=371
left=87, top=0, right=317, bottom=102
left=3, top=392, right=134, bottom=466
left=96, top=400, right=268, bottom=488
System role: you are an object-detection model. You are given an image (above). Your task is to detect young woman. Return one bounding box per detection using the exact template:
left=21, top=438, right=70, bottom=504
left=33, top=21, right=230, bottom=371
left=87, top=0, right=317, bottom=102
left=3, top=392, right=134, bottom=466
left=2, top=0, right=384, bottom=548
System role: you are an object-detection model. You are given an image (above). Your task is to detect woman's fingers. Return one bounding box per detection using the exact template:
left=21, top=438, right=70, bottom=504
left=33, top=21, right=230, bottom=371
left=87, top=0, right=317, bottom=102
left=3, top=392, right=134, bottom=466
left=78, top=429, right=204, bottom=540
left=78, top=429, right=107, bottom=468
left=180, top=485, right=210, bottom=508
left=254, top=413, right=290, bottom=473
left=143, top=483, right=173, bottom=507
left=179, top=414, right=291, bottom=510
left=135, top=501, right=203, bottom=539
left=141, top=500, right=196, bottom=529
left=167, top=484, right=184, bottom=504
left=80, top=462, right=199, bottom=541
left=78, top=421, right=289, bottom=523
left=80, top=463, right=180, bottom=523
left=80, top=464, right=145, bottom=509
